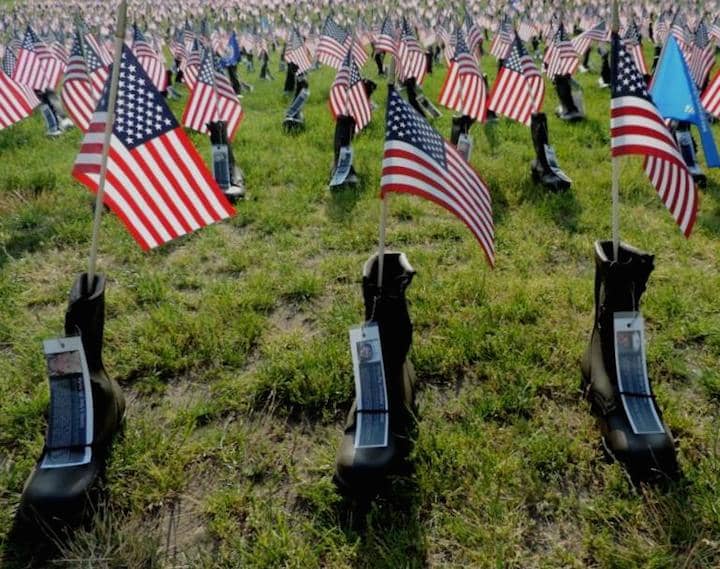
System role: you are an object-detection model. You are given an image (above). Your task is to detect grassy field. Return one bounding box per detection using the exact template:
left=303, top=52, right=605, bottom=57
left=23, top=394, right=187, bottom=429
left=1, top=47, right=719, bottom=568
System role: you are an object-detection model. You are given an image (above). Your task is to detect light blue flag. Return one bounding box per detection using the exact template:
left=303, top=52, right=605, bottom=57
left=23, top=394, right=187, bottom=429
left=650, top=35, right=720, bottom=167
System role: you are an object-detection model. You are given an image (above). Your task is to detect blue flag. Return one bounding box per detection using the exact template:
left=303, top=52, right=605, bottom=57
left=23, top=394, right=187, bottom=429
left=220, top=32, right=242, bottom=67
left=650, top=35, right=720, bottom=168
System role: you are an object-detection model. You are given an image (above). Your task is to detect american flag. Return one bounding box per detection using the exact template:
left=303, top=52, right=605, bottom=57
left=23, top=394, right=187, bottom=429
left=34, top=28, right=65, bottom=89
left=518, top=20, right=535, bottom=43
left=2, top=46, right=16, bottom=77
left=464, top=10, right=483, bottom=54
left=182, top=38, right=201, bottom=90
left=543, top=14, right=560, bottom=42
left=622, top=21, right=647, bottom=77
left=61, top=31, right=95, bottom=131
left=397, top=19, right=426, bottom=84
left=655, top=13, right=667, bottom=41
left=329, top=49, right=372, bottom=132
left=689, top=21, right=714, bottom=88
left=488, top=34, right=542, bottom=126
left=85, top=32, right=113, bottom=67
left=0, top=67, right=38, bottom=130
left=13, top=26, right=54, bottom=90
left=285, top=28, right=312, bottom=74
left=670, top=12, right=689, bottom=49
left=710, top=17, right=720, bottom=45
left=132, top=25, right=167, bottom=92
left=317, top=16, right=348, bottom=69
left=49, top=39, right=69, bottom=67
left=183, top=20, right=195, bottom=47
left=437, top=23, right=452, bottom=63
left=489, top=16, right=513, bottom=60
left=182, top=49, right=243, bottom=141
left=347, top=33, right=368, bottom=68
left=171, top=29, right=187, bottom=62
left=545, top=23, right=579, bottom=78
left=1, top=45, right=39, bottom=109
left=701, top=68, right=720, bottom=118
left=610, top=33, right=697, bottom=237
left=438, top=29, right=486, bottom=122
left=375, top=16, right=397, bottom=55
left=381, top=87, right=494, bottom=266
left=572, top=21, right=609, bottom=59
left=72, top=46, right=235, bottom=251
left=81, top=34, right=110, bottom=97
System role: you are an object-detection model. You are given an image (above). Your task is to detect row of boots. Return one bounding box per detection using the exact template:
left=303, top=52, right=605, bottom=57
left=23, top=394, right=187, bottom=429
left=38, top=89, right=74, bottom=137
left=17, top=242, right=681, bottom=525
left=336, top=243, right=679, bottom=497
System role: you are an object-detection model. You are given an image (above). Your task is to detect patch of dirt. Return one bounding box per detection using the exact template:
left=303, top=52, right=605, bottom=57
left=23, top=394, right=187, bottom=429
left=267, top=302, right=317, bottom=337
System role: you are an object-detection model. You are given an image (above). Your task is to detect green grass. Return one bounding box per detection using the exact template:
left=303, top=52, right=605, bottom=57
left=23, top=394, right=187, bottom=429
left=1, top=48, right=720, bottom=568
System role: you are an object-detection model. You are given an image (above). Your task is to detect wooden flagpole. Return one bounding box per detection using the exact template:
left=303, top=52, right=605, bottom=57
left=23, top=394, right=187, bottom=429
left=377, top=53, right=396, bottom=289
left=87, top=0, right=128, bottom=290
left=611, top=0, right=620, bottom=261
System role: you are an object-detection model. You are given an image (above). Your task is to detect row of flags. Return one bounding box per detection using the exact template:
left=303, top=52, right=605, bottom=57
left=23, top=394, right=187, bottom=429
left=72, top=46, right=235, bottom=250
left=0, top=3, right=716, bottom=258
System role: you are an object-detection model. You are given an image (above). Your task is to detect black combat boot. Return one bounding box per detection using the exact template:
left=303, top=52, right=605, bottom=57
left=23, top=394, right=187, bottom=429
left=450, top=115, right=474, bottom=146
left=208, top=120, right=245, bottom=200
left=294, top=73, right=308, bottom=99
left=259, top=52, right=273, bottom=80
left=330, top=115, right=358, bottom=186
left=284, top=61, right=298, bottom=94
left=425, top=49, right=433, bottom=74
left=335, top=253, right=417, bottom=496
left=363, top=79, right=377, bottom=99
left=598, top=47, right=611, bottom=88
left=174, top=58, right=184, bottom=84
left=581, top=241, right=679, bottom=482
left=227, top=63, right=242, bottom=94
left=37, top=90, right=63, bottom=136
left=580, top=47, right=591, bottom=72
left=530, top=112, right=571, bottom=191
left=531, top=36, right=540, bottom=57
left=403, top=78, right=427, bottom=117
left=651, top=44, right=661, bottom=75
left=20, top=274, right=125, bottom=522
left=554, top=74, right=584, bottom=121
left=374, top=50, right=385, bottom=76
left=283, top=74, right=309, bottom=132
left=672, top=121, right=707, bottom=188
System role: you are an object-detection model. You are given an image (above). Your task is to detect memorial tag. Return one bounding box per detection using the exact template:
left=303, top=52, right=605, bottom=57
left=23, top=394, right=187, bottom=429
left=545, top=145, right=573, bottom=183
left=286, top=87, right=309, bottom=119
left=613, top=312, right=665, bottom=435
left=330, top=146, right=353, bottom=187
left=349, top=323, right=389, bottom=449
left=41, top=104, right=59, bottom=132
left=212, top=144, right=231, bottom=190
left=457, top=134, right=473, bottom=162
left=41, top=337, right=93, bottom=469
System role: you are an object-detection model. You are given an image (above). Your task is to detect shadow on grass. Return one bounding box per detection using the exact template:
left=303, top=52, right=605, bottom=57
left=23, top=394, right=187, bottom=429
left=635, top=477, right=711, bottom=559
left=3, top=491, right=163, bottom=569
left=696, top=179, right=720, bottom=236
left=517, top=175, right=583, bottom=233
left=3, top=514, right=66, bottom=568
left=696, top=205, right=720, bottom=236
left=334, top=474, right=427, bottom=569
left=483, top=120, right=501, bottom=155
left=0, top=223, right=58, bottom=270
left=326, top=180, right=367, bottom=223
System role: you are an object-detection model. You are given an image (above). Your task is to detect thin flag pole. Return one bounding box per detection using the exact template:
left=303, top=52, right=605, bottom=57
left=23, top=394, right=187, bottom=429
left=87, top=0, right=128, bottom=289
left=611, top=0, right=620, bottom=261
left=377, top=52, right=396, bottom=289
